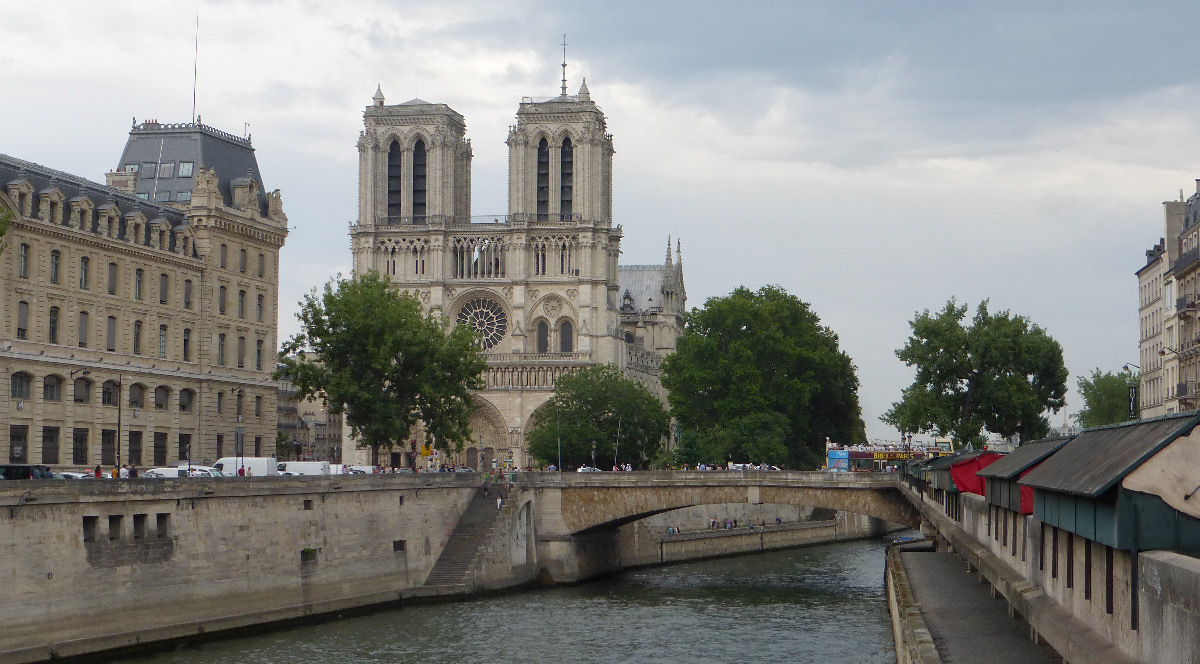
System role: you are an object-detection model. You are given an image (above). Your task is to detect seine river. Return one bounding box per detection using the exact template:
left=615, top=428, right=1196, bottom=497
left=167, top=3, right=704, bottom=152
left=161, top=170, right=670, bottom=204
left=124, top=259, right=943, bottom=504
left=116, top=537, right=898, bottom=664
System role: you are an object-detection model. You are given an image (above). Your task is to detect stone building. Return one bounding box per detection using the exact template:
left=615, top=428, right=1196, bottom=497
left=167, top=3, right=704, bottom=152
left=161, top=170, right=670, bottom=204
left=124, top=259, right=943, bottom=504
left=348, top=78, right=685, bottom=469
left=0, top=119, right=288, bottom=469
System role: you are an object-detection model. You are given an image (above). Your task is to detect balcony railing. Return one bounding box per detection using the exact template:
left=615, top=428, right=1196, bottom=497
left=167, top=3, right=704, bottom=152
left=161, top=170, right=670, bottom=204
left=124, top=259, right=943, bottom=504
left=373, top=213, right=591, bottom=227
left=1178, top=381, right=1198, bottom=397
left=485, top=352, right=592, bottom=363
left=1174, top=247, right=1200, bottom=275
left=1180, top=294, right=1197, bottom=311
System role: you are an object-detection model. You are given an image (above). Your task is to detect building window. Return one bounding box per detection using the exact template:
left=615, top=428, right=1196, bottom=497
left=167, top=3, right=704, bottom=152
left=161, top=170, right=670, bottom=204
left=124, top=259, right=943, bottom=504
left=73, top=378, right=91, bottom=404
left=133, top=320, right=143, bottom=355
left=216, top=434, right=224, bottom=458
left=106, top=316, right=117, bottom=352
left=236, top=392, right=244, bottom=417
left=560, top=137, right=573, bottom=218
left=219, top=285, right=227, bottom=314
left=9, top=425, right=28, bottom=463
left=219, top=244, right=227, bottom=268
left=108, top=262, right=117, bottom=294
left=154, top=385, right=170, bottom=410
left=178, top=161, right=194, bottom=177
left=257, top=293, right=264, bottom=322
left=134, top=268, right=144, bottom=299
left=217, top=391, right=224, bottom=414
left=176, top=191, right=191, bottom=203
left=255, top=395, right=262, bottom=417
left=10, top=372, right=32, bottom=401
left=387, top=140, right=403, bottom=220
left=536, top=321, right=549, bottom=353
left=412, top=139, right=427, bottom=220
left=18, top=243, right=29, bottom=278
left=16, top=301, right=29, bottom=339
left=137, top=193, right=149, bottom=201
left=560, top=320, right=573, bottom=353
left=218, top=334, right=226, bottom=365
left=238, top=290, right=246, bottom=318
left=78, top=311, right=89, bottom=347
left=158, top=163, right=174, bottom=178
left=141, top=162, right=156, bottom=178
left=158, top=325, right=167, bottom=358
left=43, top=376, right=62, bottom=402
left=239, top=248, right=246, bottom=272
left=183, top=328, right=192, bottom=362
left=79, top=256, right=90, bottom=289
left=258, top=253, right=265, bottom=277
left=536, top=138, right=549, bottom=220
left=159, top=273, right=169, bottom=304
left=256, top=339, right=263, bottom=371
left=179, top=389, right=194, bottom=412
left=178, top=433, right=191, bottom=461
left=184, top=279, right=193, bottom=308
left=124, top=163, right=139, bottom=174
left=129, top=384, right=145, bottom=409
left=128, top=431, right=143, bottom=465
left=72, top=428, right=89, bottom=464
left=101, top=380, right=117, bottom=406
left=41, top=427, right=60, bottom=464
left=237, top=336, right=246, bottom=368
left=48, top=306, right=59, bottom=343
left=49, top=250, right=60, bottom=283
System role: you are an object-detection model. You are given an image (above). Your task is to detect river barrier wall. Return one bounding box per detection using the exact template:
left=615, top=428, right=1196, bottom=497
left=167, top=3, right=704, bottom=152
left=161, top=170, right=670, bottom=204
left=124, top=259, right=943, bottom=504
left=896, top=484, right=1200, bottom=664
left=0, top=474, right=894, bottom=663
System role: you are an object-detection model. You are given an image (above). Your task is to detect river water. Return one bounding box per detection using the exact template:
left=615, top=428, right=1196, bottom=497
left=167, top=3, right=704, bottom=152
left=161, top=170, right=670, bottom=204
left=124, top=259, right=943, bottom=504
left=116, top=537, right=898, bottom=664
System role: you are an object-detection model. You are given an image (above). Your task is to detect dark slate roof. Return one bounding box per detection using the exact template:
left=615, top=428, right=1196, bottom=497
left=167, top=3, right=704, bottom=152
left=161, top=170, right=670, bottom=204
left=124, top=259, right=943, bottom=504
left=925, top=451, right=985, bottom=471
left=1020, top=413, right=1200, bottom=497
left=115, top=120, right=268, bottom=216
left=978, top=437, right=1072, bottom=479
left=618, top=265, right=667, bottom=312
left=1, top=153, right=186, bottom=247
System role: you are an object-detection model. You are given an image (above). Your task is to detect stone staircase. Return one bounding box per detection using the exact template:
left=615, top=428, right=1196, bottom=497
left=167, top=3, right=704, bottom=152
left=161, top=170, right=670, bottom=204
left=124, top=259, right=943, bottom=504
left=423, top=487, right=507, bottom=587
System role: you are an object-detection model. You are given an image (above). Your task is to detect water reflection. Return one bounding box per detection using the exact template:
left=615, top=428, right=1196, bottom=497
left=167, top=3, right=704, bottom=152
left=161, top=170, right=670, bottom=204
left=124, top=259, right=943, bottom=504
left=116, top=537, right=900, bottom=664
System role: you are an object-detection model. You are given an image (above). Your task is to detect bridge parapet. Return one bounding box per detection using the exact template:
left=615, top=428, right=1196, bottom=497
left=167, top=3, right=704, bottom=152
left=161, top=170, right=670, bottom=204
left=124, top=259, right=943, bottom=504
left=516, top=470, right=900, bottom=490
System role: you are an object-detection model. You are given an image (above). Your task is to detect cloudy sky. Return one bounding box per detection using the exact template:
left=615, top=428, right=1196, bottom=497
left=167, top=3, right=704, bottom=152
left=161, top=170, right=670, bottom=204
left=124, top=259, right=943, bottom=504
left=4, top=1, right=1197, bottom=440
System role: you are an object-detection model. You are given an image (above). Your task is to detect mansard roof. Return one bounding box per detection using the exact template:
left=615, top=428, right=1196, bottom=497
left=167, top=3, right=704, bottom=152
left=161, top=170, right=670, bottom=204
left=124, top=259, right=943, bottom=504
left=0, top=152, right=185, bottom=229
left=116, top=119, right=269, bottom=216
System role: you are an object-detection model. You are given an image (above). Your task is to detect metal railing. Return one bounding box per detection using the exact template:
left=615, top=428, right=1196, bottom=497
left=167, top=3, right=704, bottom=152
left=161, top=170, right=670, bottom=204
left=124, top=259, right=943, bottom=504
left=1174, top=247, right=1200, bottom=275
left=485, top=352, right=591, bottom=363
left=374, top=213, right=591, bottom=226
left=1178, top=381, right=1198, bottom=397
left=1179, top=294, right=1197, bottom=311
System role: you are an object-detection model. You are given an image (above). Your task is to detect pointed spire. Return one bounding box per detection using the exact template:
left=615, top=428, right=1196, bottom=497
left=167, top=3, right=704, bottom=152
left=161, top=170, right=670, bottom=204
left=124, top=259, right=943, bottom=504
left=578, top=77, right=590, bottom=101
left=666, top=235, right=673, bottom=266
left=561, top=34, right=569, bottom=97
left=676, top=238, right=682, bottom=264
left=372, top=84, right=385, bottom=107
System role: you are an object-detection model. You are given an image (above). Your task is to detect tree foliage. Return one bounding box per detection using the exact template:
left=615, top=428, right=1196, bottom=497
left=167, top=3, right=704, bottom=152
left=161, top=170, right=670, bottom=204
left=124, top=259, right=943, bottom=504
left=1074, top=368, right=1138, bottom=428
left=277, top=272, right=486, bottom=456
left=525, top=365, right=669, bottom=469
left=883, top=299, right=1068, bottom=446
left=0, top=207, right=12, bottom=255
left=661, top=285, right=865, bottom=469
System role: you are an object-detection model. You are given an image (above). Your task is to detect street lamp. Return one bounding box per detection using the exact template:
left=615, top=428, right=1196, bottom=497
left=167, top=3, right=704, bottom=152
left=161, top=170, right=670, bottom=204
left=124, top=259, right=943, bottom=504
left=591, top=440, right=597, bottom=470
left=1124, top=363, right=1141, bottom=371
left=556, top=405, right=562, bottom=474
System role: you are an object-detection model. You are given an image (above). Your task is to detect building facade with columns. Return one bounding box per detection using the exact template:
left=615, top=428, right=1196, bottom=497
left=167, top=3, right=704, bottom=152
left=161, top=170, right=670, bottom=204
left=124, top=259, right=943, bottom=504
left=0, top=120, right=288, bottom=470
left=348, top=80, right=685, bottom=469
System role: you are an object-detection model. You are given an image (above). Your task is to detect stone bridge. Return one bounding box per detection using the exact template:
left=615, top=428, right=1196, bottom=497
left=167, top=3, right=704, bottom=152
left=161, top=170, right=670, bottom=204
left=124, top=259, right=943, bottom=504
left=518, top=471, right=918, bottom=582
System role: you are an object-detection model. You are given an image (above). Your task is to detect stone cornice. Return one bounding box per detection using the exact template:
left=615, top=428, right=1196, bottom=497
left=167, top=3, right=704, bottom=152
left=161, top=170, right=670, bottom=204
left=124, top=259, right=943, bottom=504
left=11, top=219, right=201, bottom=270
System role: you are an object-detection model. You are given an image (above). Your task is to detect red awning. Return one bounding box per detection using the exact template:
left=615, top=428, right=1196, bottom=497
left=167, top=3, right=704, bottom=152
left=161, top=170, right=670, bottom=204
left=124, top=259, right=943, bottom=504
left=949, top=452, right=1004, bottom=495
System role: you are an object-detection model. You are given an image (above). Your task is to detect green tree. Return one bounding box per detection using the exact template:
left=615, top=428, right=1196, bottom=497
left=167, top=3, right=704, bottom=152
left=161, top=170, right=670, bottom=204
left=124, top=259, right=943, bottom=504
left=0, top=207, right=12, bottom=254
left=883, top=299, right=1068, bottom=446
left=277, top=272, right=487, bottom=460
left=525, top=364, right=669, bottom=469
left=275, top=431, right=294, bottom=460
left=1074, top=368, right=1138, bottom=428
left=661, top=285, right=865, bottom=469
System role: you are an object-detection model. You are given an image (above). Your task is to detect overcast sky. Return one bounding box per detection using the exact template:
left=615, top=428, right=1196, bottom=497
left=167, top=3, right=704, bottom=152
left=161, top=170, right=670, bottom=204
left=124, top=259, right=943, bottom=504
left=5, top=1, right=1198, bottom=441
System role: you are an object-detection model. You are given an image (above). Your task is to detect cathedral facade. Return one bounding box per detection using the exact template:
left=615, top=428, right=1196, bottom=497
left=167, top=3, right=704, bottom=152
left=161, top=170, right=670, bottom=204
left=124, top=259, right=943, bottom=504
left=348, top=80, right=685, bottom=470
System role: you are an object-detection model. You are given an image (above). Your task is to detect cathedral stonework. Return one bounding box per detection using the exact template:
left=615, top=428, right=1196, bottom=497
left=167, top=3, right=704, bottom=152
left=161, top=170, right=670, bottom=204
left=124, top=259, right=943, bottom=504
left=349, top=80, right=685, bottom=469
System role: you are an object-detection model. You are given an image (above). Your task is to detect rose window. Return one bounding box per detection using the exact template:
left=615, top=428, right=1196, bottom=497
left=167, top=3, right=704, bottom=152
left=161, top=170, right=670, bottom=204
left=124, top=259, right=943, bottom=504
left=457, top=297, right=508, bottom=350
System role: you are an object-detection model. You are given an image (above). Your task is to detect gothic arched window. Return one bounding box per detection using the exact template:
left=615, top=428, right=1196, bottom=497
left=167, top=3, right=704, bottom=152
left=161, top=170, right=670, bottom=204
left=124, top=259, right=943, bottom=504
left=536, top=321, right=549, bottom=353
left=560, top=137, right=573, bottom=219
left=387, top=140, right=402, bottom=222
left=412, top=139, right=427, bottom=222
left=559, top=320, right=573, bottom=353
left=536, top=138, right=549, bottom=221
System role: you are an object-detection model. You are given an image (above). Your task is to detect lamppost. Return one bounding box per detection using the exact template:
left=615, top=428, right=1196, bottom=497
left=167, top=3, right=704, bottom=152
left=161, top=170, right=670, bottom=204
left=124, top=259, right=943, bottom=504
left=614, top=416, right=621, bottom=469
left=591, top=440, right=597, bottom=470
left=556, top=404, right=562, bottom=474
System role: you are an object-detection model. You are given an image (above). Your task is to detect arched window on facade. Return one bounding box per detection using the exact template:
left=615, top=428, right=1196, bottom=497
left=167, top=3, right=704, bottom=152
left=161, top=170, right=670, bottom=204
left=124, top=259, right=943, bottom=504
left=387, top=140, right=403, bottom=222
left=179, top=388, right=195, bottom=413
left=154, top=385, right=170, bottom=410
left=101, top=380, right=118, bottom=406
left=412, top=139, right=427, bottom=221
left=536, top=321, right=549, bottom=353
left=11, top=372, right=32, bottom=400
left=73, top=377, right=92, bottom=403
left=44, top=375, right=63, bottom=402
left=559, top=320, right=573, bottom=353
left=560, top=137, right=573, bottom=219
left=536, top=138, right=549, bottom=220
left=129, top=383, right=145, bottom=409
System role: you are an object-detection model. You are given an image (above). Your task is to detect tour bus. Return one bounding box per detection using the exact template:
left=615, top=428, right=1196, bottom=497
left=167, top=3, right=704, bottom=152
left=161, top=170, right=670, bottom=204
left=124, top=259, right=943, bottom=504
left=212, top=457, right=279, bottom=477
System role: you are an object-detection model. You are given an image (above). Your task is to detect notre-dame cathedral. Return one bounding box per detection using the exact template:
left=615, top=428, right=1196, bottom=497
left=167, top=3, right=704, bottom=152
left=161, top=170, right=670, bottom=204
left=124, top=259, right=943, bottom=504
left=348, top=75, right=685, bottom=470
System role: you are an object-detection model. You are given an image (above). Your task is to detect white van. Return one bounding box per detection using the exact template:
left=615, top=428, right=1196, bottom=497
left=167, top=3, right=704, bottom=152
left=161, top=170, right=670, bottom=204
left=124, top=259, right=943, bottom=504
left=277, top=461, right=331, bottom=476
left=212, top=457, right=279, bottom=477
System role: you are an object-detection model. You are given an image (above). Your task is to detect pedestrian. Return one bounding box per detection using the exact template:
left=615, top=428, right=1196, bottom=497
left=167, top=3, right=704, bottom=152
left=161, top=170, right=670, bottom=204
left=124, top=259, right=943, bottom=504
left=93, top=465, right=102, bottom=478
left=119, top=464, right=130, bottom=479
left=496, top=494, right=503, bottom=510
left=130, top=465, right=139, bottom=478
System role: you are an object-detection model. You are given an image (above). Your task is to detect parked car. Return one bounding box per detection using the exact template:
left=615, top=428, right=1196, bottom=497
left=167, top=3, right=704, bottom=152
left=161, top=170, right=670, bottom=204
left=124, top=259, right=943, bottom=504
left=576, top=466, right=603, bottom=473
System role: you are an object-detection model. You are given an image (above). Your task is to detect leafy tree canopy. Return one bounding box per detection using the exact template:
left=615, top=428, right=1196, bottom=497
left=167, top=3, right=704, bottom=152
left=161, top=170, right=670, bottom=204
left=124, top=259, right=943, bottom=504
left=1074, top=368, right=1138, bottom=428
left=0, top=207, right=12, bottom=254
left=525, top=364, right=669, bottom=469
left=661, top=285, right=865, bottom=469
left=276, top=271, right=486, bottom=455
left=883, top=299, right=1068, bottom=446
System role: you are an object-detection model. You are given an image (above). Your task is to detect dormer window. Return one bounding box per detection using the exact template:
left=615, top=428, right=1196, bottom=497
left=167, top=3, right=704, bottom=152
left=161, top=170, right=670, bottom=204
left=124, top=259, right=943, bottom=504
left=158, top=163, right=174, bottom=178
left=124, top=163, right=140, bottom=174
left=178, top=162, right=194, bottom=177
left=141, top=163, right=156, bottom=178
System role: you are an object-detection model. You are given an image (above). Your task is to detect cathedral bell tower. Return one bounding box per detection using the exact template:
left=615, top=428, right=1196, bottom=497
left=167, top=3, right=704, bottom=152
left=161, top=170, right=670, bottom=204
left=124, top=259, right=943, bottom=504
left=506, top=78, right=613, bottom=223
left=357, top=86, right=472, bottom=226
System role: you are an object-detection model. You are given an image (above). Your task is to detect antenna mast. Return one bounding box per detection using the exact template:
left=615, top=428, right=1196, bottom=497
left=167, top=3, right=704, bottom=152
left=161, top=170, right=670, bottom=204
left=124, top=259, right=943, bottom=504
left=191, top=13, right=199, bottom=124
left=561, top=34, right=568, bottom=96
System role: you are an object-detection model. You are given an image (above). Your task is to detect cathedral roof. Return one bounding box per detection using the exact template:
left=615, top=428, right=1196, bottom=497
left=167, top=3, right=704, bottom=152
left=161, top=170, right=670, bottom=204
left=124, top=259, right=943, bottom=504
left=618, top=265, right=668, bottom=313
left=399, top=98, right=435, bottom=106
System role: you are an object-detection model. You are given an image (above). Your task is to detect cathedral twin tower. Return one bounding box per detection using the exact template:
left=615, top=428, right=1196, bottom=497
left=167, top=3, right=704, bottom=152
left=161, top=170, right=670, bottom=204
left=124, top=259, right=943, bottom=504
left=350, top=78, right=683, bottom=470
